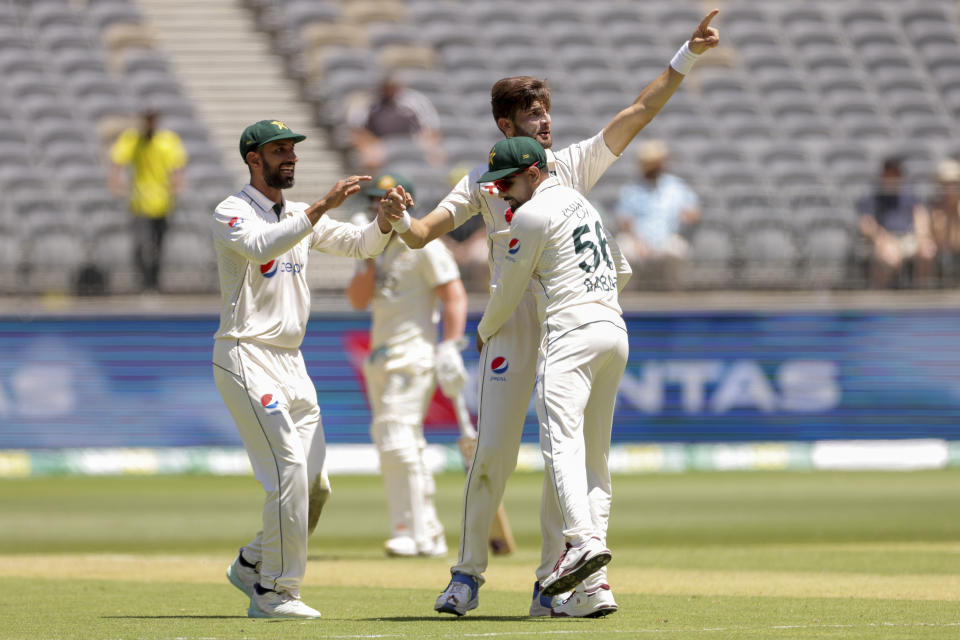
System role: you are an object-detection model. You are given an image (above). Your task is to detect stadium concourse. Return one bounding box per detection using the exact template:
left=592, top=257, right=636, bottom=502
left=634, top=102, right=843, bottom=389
left=2, top=0, right=960, bottom=296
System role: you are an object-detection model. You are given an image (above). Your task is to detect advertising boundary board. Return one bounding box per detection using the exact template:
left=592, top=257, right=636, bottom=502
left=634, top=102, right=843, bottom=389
left=1, top=309, right=959, bottom=454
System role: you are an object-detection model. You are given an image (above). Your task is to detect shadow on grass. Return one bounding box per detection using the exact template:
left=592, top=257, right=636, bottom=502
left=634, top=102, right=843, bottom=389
left=102, top=615, right=249, bottom=620
left=307, top=553, right=386, bottom=562
left=362, top=616, right=538, bottom=622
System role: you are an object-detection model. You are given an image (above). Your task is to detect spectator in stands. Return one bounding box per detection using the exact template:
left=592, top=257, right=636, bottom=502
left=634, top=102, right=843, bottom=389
left=108, top=109, right=188, bottom=293
left=346, top=71, right=445, bottom=173
left=614, top=140, right=700, bottom=289
left=857, top=156, right=937, bottom=288
left=929, top=158, right=960, bottom=284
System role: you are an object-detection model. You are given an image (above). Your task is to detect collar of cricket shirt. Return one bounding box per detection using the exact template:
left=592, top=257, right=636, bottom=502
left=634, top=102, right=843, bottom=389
left=242, top=184, right=285, bottom=218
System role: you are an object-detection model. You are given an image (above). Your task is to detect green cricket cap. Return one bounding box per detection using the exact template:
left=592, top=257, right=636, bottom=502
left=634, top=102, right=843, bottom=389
left=365, top=171, right=416, bottom=198
left=239, top=119, right=306, bottom=160
left=477, top=136, right=547, bottom=182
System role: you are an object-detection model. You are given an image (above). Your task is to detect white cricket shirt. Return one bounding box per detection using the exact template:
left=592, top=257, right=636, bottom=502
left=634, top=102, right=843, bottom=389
left=369, top=236, right=460, bottom=351
left=437, top=130, right=630, bottom=291
left=477, top=177, right=625, bottom=344
left=212, top=184, right=390, bottom=349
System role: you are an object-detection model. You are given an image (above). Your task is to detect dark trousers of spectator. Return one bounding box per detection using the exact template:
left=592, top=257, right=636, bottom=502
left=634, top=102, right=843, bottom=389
left=133, top=216, right=168, bottom=292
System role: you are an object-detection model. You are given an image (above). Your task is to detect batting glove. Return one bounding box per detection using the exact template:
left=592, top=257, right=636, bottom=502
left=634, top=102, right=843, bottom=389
left=435, top=338, right=468, bottom=399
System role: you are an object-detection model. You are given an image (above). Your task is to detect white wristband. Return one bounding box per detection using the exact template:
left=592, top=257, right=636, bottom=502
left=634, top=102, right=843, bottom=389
left=669, top=41, right=701, bottom=75
left=390, top=210, right=411, bottom=233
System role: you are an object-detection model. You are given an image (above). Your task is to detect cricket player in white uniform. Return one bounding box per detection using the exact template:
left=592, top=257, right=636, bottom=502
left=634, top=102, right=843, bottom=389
left=476, top=136, right=627, bottom=604
left=346, top=172, right=468, bottom=558
left=212, top=119, right=393, bottom=619
left=381, top=11, right=720, bottom=618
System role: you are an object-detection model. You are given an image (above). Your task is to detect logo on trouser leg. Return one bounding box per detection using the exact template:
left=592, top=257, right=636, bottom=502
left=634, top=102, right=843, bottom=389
left=260, top=393, right=281, bottom=414
left=489, top=357, right=509, bottom=381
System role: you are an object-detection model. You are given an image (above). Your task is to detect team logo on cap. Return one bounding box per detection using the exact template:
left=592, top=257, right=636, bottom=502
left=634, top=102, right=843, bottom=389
left=228, top=216, right=242, bottom=228
left=491, top=357, right=509, bottom=374
left=271, top=120, right=289, bottom=130
left=507, top=238, right=520, bottom=254
left=377, top=175, right=397, bottom=190
left=260, top=394, right=279, bottom=409
left=260, top=260, right=278, bottom=278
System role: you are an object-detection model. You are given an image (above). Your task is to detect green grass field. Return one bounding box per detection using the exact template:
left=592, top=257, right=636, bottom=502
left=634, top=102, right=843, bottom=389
left=2, top=470, right=959, bottom=639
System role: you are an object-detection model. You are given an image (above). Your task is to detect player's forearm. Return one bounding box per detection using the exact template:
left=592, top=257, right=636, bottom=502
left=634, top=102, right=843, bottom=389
left=477, top=276, right=531, bottom=343
left=603, top=68, right=684, bottom=156
left=439, top=280, right=468, bottom=341
left=107, top=164, right=126, bottom=197
left=303, top=199, right=338, bottom=226
left=604, top=230, right=633, bottom=293
left=345, top=264, right=376, bottom=309
left=171, top=169, right=186, bottom=194
left=398, top=208, right=454, bottom=248
left=231, top=213, right=315, bottom=262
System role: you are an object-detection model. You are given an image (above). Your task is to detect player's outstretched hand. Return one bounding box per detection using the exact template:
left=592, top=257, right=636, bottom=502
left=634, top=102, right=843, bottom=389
left=689, top=9, right=720, bottom=54
left=378, top=185, right=415, bottom=222
left=320, top=175, right=372, bottom=212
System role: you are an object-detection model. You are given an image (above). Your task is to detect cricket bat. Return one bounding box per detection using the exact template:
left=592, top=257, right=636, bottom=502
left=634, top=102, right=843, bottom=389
left=453, top=395, right=517, bottom=555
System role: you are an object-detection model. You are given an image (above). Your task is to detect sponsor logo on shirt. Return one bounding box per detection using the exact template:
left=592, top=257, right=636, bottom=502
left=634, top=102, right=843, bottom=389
left=507, top=238, right=520, bottom=255
left=260, top=260, right=278, bottom=278
left=259, top=260, right=302, bottom=278
left=228, top=217, right=243, bottom=228
left=504, top=207, right=514, bottom=223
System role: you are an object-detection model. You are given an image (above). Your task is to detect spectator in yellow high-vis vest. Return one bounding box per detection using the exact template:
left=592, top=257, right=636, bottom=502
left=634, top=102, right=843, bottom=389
left=109, top=110, right=188, bottom=293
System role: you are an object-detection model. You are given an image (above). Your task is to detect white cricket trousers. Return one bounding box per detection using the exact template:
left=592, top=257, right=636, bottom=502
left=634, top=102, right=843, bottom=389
left=212, top=339, right=327, bottom=594
left=362, top=341, right=443, bottom=550
left=537, top=319, right=627, bottom=551
left=453, top=291, right=564, bottom=583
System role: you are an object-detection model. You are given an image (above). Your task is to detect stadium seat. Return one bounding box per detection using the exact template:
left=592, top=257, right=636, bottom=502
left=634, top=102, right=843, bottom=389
left=85, top=0, right=145, bottom=32
left=280, top=0, right=341, bottom=30
left=25, top=229, right=87, bottom=294
left=683, top=222, right=736, bottom=289
left=159, top=229, right=218, bottom=294
left=92, top=226, right=138, bottom=294
left=802, top=221, right=855, bottom=289
left=418, top=21, right=474, bottom=51
left=654, top=4, right=707, bottom=44
left=342, top=0, right=408, bottom=26
left=739, top=223, right=801, bottom=289
left=0, top=228, right=23, bottom=293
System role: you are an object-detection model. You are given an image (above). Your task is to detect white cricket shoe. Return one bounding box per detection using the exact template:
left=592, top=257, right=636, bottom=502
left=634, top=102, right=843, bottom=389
left=226, top=548, right=259, bottom=597
left=540, top=537, right=612, bottom=597
left=529, top=580, right=565, bottom=617
left=551, top=583, right=618, bottom=618
left=434, top=573, right=479, bottom=616
left=384, top=535, right=418, bottom=557
left=248, top=585, right=321, bottom=619
left=421, top=533, right=448, bottom=557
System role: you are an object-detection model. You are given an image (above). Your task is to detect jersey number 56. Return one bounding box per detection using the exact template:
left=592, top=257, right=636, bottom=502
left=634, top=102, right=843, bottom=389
left=572, top=222, right=614, bottom=274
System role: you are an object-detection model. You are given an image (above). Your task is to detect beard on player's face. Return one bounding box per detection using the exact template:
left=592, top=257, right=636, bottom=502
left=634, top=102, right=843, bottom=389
left=513, top=119, right=552, bottom=149
left=500, top=169, right=537, bottom=209
left=510, top=104, right=552, bottom=149
left=260, top=152, right=296, bottom=189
